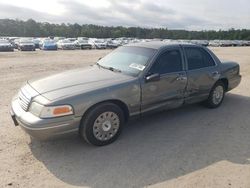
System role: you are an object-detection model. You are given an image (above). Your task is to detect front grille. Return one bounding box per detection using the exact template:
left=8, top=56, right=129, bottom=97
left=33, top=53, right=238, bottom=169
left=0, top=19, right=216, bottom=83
left=18, top=89, right=32, bottom=111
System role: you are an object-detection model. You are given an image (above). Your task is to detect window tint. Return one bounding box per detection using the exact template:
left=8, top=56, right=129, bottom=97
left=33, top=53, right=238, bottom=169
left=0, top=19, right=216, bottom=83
left=150, top=50, right=183, bottom=74
left=185, top=47, right=215, bottom=70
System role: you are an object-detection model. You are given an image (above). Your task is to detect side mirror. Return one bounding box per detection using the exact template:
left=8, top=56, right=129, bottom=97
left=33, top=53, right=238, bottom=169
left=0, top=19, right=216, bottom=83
left=145, top=73, right=160, bottom=82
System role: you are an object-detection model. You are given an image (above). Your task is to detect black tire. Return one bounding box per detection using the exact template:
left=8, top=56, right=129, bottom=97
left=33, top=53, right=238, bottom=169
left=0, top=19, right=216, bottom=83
left=205, top=81, right=225, bottom=108
left=79, top=102, right=125, bottom=146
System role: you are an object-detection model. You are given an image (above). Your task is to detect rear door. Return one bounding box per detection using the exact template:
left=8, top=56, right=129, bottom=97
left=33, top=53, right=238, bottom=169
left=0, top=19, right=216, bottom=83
left=184, top=46, right=219, bottom=104
left=141, top=47, right=187, bottom=113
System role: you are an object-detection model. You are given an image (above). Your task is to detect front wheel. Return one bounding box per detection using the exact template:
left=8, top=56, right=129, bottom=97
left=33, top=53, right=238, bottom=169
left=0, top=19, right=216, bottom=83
left=205, top=81, right=225, bottom=108
left=80, top=103, right=124, bottom=146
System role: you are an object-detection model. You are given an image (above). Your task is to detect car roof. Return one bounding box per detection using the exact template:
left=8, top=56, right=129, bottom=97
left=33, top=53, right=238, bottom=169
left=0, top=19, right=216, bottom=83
left=126, top=41, right=198, bottom=50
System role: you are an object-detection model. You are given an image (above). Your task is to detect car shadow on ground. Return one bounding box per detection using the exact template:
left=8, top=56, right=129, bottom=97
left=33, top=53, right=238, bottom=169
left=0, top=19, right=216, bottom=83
left=29, top=93, right=250, bottom=188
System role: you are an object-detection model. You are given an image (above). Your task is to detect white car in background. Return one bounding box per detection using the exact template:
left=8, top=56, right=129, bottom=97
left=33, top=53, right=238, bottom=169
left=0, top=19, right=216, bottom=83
left=74, top=38, right=92, bottom=49
left=106, top=39, right=121, bottom=49
left=57, top=39, right=76, bottom=50
left=54, top=37, right=66, bottom=42
left=93, top=39, right=107, bottom=49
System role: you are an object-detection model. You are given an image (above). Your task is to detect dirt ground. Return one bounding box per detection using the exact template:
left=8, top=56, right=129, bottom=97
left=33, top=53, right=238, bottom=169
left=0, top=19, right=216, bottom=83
left=0, top=48, right=250, bottom=188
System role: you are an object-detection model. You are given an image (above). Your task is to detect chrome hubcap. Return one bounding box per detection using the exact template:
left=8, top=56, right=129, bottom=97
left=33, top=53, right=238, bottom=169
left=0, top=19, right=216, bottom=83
left=93, top=111, right=120, bottom=141
left=102, top=120, right=112, bottom=131
left=212, top=85, right=224, bottom=105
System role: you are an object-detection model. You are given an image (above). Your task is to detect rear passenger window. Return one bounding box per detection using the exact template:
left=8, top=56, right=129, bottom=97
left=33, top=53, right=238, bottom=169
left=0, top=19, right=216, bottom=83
left=150, top=50, right=183, bottom=74
left=185, top=48, right=215, bottom=70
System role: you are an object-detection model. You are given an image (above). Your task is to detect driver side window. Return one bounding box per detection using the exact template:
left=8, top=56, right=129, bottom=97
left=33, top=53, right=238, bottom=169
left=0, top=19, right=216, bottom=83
left=150, top=50, right=183, bottom=75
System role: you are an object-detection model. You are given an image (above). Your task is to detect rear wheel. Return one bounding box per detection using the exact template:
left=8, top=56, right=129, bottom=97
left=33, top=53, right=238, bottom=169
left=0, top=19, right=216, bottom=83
left=205, top=81, right=225, bottom=108
left=80, top=103, right=124, bottom=146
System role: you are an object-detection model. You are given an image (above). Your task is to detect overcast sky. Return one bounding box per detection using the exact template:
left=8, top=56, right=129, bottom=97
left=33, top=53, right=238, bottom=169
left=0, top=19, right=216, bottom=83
left=0, top=0, right=249, bottom=30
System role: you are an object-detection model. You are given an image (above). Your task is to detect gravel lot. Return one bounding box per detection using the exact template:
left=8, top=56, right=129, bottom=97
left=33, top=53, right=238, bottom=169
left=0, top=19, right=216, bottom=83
left=0, top=48, right=250, bottom=188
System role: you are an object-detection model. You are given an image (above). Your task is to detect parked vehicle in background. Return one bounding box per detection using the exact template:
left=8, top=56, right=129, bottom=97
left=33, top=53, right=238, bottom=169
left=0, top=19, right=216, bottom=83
left=190, top=40, right=209, bottom=47
left=13, top=38, right=20, bottom=49
left=8, top=37, right=19, bottom=48
left=54, top=37, right=66, bottom=42
left=219, top=40, right=234, bottom=47
left=209, top=40, right=221, bottom=47
left=93, top=39, right=107, bottom=49
left=74, top=38, right=92, bottom=49
left=10, top=42, right=241, bottom=146
left=232, top=40, right=249, bottom=47
left=17, top=38, right=35, bottom=51
left=40, top=39, right=58, bottom=50
left=67, top=38, right=77, bottom=42
left=57, top=39, right=76, bottom=50
left=106, top=40, right=120, bottom=49
left=33, top=38, right=41, bottom=49
left=0, top=39, right=14, bottom=52
left=245, top=41, right=250, bottom=46
left=2, top=37, right=250, bottom=51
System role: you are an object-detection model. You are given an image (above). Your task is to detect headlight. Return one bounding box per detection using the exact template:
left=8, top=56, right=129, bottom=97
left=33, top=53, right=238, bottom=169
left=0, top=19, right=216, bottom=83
left=29, top=102, right=43, bottom=117
left=29, top=102, right=74, bottom=118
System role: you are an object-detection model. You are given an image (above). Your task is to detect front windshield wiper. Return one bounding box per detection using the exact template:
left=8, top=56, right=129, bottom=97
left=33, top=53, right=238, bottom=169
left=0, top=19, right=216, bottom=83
left=96, top=63, right=122, bottom=73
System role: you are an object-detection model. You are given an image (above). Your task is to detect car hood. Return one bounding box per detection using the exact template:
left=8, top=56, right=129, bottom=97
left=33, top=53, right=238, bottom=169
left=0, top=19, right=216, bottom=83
left=28, top=65, right=134, bottom=101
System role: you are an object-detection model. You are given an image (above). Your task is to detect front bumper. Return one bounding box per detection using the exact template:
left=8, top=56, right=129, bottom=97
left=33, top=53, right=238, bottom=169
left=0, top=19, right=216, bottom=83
left=61, top=45, right=75, bottom=50
left=19, top=46, right=35, bottom=51
left=43, top=46, right=58, bottom=50
left=95, top=45, right=106, bottom=49
left=10, top=98, right=81, bottom=140
left=80, top=44, right=92, bottom=49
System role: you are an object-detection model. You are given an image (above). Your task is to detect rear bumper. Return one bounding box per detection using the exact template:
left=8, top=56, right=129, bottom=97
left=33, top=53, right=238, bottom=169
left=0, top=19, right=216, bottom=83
left=10, top=98, right=81, bottom=140
left=228, top=75, right=242, bottom=91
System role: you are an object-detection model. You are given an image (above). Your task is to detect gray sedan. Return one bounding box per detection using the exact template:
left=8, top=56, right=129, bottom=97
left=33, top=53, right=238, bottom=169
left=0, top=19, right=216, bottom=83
left=10, top=42, right=241, bottom=146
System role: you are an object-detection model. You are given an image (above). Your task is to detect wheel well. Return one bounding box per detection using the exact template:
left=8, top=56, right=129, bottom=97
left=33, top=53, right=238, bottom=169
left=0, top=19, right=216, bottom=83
left=219, top=78, right=229, bottom=91
left=82, top=100, right=130, bottom=123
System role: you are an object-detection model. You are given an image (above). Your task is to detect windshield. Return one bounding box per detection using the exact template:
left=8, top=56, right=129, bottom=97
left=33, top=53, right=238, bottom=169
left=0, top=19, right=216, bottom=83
left=97, top=46, right=156, bottom=76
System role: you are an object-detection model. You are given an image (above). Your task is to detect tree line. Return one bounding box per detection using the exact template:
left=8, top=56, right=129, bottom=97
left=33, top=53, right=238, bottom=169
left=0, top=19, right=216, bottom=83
left=0, top=19, right=250, bottom=40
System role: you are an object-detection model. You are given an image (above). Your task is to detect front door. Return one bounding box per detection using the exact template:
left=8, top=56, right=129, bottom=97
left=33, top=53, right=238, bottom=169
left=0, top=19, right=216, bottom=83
left=141, top=48, right=187, bottom=114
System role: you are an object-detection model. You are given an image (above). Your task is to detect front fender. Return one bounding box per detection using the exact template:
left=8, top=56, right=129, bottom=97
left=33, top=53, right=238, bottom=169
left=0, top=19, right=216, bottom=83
left=50, top=79, right=141, bottom=118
